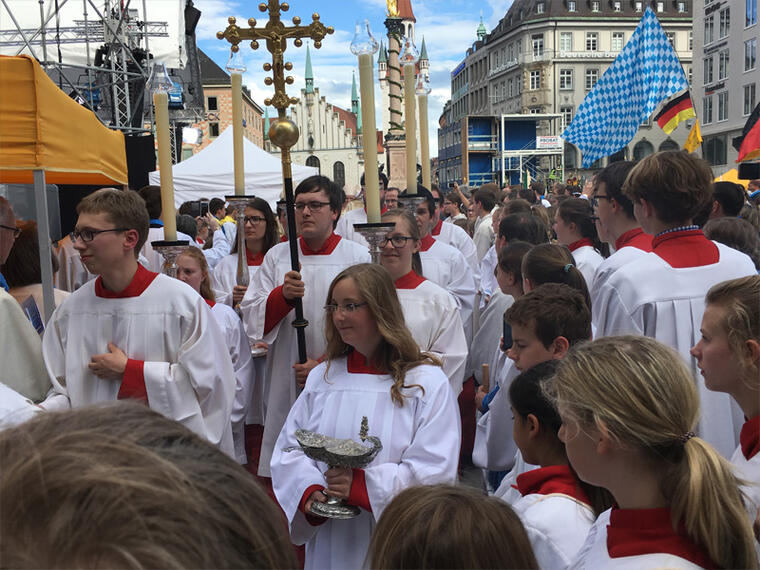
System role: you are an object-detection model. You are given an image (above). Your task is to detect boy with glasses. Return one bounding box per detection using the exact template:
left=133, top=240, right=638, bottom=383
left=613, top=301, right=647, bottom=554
left=41, top=188, right=237, bottom=458
left=241, top=175, right=370, bottom=480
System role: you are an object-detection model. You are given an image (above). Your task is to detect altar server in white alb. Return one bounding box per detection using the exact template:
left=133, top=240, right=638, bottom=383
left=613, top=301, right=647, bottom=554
left=41, top=189, right=236, bottom=456
left=691, top=276, right=760, bottom=538
left=334, top=172, right=389, bottom=248
left=552, top=198, right=605, bottom=290
left=505, top=360, right=613, bottom=570
left=593, top=151, right=757, bottom=457
left=554, top=336, right=756, bottom=570
left=413, top=188, right=477, bottom=341
left=429, top=186, right=480, bottom=284
left=136, top=186, right=197, bottom=272
left=379, top=208, right=467, bottom=395
left=212, top=197, right=280, bottom=307
left=270, top=263, right=460, bottom=570
left=240, top=176, right=370, bottom=478
left=176, top=247, right=255, bottom=465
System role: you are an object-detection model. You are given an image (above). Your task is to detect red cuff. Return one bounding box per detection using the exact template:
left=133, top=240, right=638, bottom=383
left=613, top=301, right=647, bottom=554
left=118, top=359, right=148, bottom=403
left=299, top=484, right=328, bottom=527
left=347, top=468, right=372, bottom=512
left=264, top=285, right=295, bottom=335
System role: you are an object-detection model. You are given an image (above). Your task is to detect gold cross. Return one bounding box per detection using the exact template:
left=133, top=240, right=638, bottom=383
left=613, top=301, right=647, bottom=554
left=216, top=1, right=334, bottom=117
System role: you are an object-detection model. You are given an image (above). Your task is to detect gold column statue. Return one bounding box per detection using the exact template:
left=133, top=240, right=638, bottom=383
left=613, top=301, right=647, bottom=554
left=217, top=1, right=333, bottom=363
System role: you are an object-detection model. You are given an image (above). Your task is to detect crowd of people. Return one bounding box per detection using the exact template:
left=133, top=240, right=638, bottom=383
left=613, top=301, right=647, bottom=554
left=0, top=150, right=759, bottom=569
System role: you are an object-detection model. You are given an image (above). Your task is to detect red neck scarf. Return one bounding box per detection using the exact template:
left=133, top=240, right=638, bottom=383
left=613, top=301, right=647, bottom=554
left=95, top=264, right=158, bottom=298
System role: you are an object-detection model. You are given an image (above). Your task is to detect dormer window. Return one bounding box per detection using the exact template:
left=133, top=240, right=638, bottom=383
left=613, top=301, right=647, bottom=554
left=635, top=0, right=643, bottom=10
left=536, top=2, right=545, bottom=13
left=591, top=1, right=601, bottom=11
left=613, top=1, right=622, bottom=10
left=568, top=0, right=577, bottom=10
left=656, top=1, right=664, bottom=11
left=677, top=1, right=686, bottom=11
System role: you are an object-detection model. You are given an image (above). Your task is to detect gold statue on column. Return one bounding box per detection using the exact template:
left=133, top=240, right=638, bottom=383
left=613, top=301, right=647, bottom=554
left=387, top=0, right=399, bottom=17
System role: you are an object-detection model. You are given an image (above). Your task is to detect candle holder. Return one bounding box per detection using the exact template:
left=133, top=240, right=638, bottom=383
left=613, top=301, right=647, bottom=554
left=225, top=194, right=258, bottom=314
left=398, top=193, right=427, bottom=216
left=151, top=240, right=191, bottom=278
left=353, top=222, right=396, bottom=264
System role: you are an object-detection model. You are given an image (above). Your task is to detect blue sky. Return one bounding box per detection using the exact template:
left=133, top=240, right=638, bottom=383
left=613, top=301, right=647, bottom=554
left=193, top=0, right=512, bottom=155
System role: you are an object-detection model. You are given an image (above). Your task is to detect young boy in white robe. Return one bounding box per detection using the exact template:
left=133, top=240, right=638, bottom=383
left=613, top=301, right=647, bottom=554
left=270, top=263, right=460, bottom=570
left=691, top=276, right=760, bottom=546
left=240, top=175, right=370, bottom=478
left=555, top=336, right=756, bottom=569
left=41, top=188, right=236, bottom=457
left=593, top=151, right=757, bottom=457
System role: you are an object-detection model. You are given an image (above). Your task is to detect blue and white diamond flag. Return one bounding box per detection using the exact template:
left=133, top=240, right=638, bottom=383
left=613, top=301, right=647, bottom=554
left=562, top=8, right=689, bottom=167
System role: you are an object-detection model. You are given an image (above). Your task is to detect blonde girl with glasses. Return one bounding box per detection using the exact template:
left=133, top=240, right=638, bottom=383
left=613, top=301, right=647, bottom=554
left=270, top=263, right=460, bottom=570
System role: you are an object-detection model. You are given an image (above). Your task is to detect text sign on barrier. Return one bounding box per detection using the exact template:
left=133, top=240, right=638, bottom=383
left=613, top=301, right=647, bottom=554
left=536, top=136, right=563, bottom=149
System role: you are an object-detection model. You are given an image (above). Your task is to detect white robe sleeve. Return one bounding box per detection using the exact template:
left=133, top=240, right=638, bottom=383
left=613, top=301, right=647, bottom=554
left=203, top=228, right=233, bottom=270
left=211, top=254, right=237, bottom=306
left=240, top=248, right=282, bottom=344
left=40, top=307, right=73, bottom=411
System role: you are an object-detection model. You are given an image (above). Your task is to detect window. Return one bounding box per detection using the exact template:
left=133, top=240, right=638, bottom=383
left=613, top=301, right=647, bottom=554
left=612, top=32, right=625, bottom=50
left=746, top=38, right=758, bottom=70
left=591, top=1, right=600, bottom=11
left=688, top=65, right=693, bottom=84
left=508, top=78, right=514, bottom=97
left=704, top=15, right=714, bottom=44
left=305, top=155, right=321, bottom=173
left=560, top=69, right=574, bottom=89
left=635, top=0, right=643, bottom=11
left=666, top=32, right=676, bottom=48
left=207, top=96, right=218, bottom=111
left=209, top=122, right=220, bottom=137
left=586, top=32, right=599, bottom=51
left=704, top=135, right=727, bottom=165
left=568, top=0, right=577, bottom=10
left=718, top=91, right=729, bottom=121
left=719, top=8, right=730, bottom=38
left=703, top=56, right=713, bottom=85
left=333, top=161, right=345, bottom=188
left=529, top=107, right=542, bottom=114
left=530, top=70, right=541, bottom=90
left=719, top=50, right=729, bottom=80
left=585, top=68, right=599, bottom=90
left=657, top=1, right=664, bottom=11
left=677, top=1, right=686, bottom=12
left=537, top=2, right=545, bottom=13
left=613, top=1, right=622, bottom=11
left=532, top=34, right=544, bottom=57
left=561, top=106, right=574, bottom=128
left=633, top=140, right=655, bottom=160
left=560, top=32, right=573, bottom=52
left=745, top=83, right=757, bottom=115
left=689, top=30, right=693, bottom=50
left=565, top=143, right=577, bottom=168
left=702, top=95, right=713, bottom=124
left=748, top=0, right=758, bottom=26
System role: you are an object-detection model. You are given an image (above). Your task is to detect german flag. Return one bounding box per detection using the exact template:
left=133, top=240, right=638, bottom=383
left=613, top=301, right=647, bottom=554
left=736, top=102, right=760, bottom=162
left=654, top=91, right=695, bottom=135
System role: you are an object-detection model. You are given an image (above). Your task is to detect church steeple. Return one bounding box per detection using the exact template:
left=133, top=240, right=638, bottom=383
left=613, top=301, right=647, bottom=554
left=351, top=71, right=359, bottom=112
left=477, top=16, right=487, bottom=42
left=305, top=44, right=314, bottom=94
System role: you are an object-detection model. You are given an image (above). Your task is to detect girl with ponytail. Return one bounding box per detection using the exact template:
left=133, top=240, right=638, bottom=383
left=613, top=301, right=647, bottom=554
left=270, top=263, right=460, bottom=570
left=553, top=198, right=606, bottom=288
left=521, top=243, right=592, bottom=311
left=553, top=335, right=757, bottom=569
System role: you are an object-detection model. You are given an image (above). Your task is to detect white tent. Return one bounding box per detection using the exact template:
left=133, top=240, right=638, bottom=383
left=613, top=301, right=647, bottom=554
left=149, top=127, right=318, bottom=210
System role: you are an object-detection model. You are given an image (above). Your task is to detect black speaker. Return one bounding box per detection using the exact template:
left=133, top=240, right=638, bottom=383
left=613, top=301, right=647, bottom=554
left=738, top=161, right=760, bottom=180
left=125, top=134, right=157, bottom=190
left=185, top=1, right=201, bottom=35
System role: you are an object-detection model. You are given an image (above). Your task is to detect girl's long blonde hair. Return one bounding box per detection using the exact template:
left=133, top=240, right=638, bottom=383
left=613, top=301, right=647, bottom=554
left=323, top=264, right=440, bottom=406
left=552, top=336, right=757, bottom=570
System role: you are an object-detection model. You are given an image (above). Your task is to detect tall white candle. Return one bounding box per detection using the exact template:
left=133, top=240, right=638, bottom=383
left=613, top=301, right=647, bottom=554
left=231, top=72, right=245, bottom=195
left=418, top=93, right=430, bottom=189
left=404, top=63, right=417, bottom=194
left=358, top=53, right=381, bottom=223
left=154, top=91, right=177, bottom=241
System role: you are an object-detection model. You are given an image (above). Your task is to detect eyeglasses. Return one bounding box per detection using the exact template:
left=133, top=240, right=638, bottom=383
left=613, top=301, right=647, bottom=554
left=70, top=227, right=130, bottom=242
left=244, top=215, right=266, bottom=225
left=294, top=201, right=331, bottom=212
left=591, top=195, right=614, bottom=207
left=379, top=235, right=414, bottom=248
left=324, top=302, right=368, bottom=314
left=0, top=224, right=21, bottom=238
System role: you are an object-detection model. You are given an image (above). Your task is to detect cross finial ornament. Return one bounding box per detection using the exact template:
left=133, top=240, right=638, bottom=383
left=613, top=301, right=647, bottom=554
left=216, top=1, right=334, bottom=115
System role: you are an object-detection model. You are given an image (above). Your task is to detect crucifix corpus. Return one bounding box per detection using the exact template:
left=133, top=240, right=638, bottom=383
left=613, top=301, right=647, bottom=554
left=217, top=1, right=333, bottom=363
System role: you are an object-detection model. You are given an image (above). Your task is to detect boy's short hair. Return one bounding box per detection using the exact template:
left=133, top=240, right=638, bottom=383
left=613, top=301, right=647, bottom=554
left=209, top=197, right=226, bottom=216
left=137, top=185, right=162, bottom=219
left=77, top=188, right=149, bottom=255
left=499, top=213, right=549, bottom=244
left=712, top=182, right=747, bottom=217
left=504, top=283, right=591, bottom=348
left=473, top=188, right=497, bottom=211
left=294, top=175, right=343, bottom=226
left=622, top=151, right=713, bottom=224
left=497, top=241, right=533, bottom=281
left=595, top=161, right=637, bottom=219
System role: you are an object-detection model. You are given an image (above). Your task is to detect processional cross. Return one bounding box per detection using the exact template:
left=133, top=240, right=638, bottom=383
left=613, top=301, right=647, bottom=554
left=217, top=2, right=333, bottom=363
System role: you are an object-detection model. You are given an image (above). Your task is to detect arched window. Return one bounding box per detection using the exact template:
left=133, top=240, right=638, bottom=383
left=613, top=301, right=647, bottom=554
left=659, top=138, right=679, bottom=152
left=633, top=140, right=654, bottom=161
left=333, top=161, right=345, bottom=188
left=564, top=143, right=577, bottom=169
left=608, top=147, right=628, bottom=163
left=305, top=155, right=320, bottom=173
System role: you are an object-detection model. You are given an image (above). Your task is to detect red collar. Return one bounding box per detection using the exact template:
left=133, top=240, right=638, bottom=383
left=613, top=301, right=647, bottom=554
left=419, top=234, right=435, bottom=252
left=606, top=507, right=715, bottom=568
left=346, top=349, right=386, bottom=374
left=514, top=465, right=590, bottom=505
left=740, top=415, right=760, bottom=461
left=614, top=227, right=653, bottom=252
left=94, top=264, right=158, bottom=298
left=568, top=238, right=593, bottom=252
left=651, top=229, right=718, bottom=268
left=395, top=270, right=426, bottom=289
left=431, top=219, right=443, bottom=236
left=204, top=298, right=216, bottom=308
left=245, top=248, right=265, bottom=266
left=279, top=235, right=288, bottom=243
left=299, top=233, right=341, bottom=255
left=196, top=238, right=204, bottom=245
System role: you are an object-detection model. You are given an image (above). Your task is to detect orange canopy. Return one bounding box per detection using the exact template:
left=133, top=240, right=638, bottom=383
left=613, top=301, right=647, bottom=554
left=0, top=55, right=127, bottom=185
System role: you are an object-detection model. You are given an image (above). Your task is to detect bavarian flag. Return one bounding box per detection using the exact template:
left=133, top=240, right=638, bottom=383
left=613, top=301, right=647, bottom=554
left=654, top=91, right=695, bottom=135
